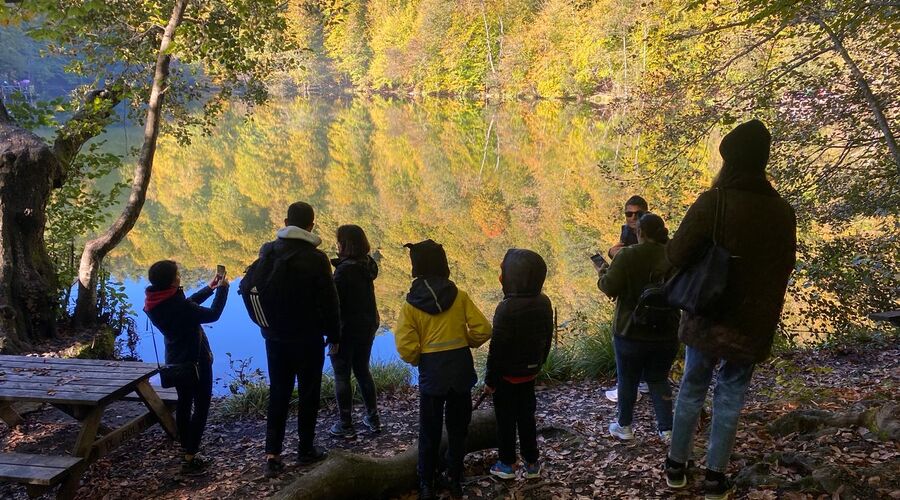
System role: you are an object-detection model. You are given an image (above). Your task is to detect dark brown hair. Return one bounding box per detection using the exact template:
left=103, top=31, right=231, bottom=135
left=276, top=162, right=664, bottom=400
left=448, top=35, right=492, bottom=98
left=148, top=260, right=178, bottom=288
left=336, top=225, right=371, bottom=259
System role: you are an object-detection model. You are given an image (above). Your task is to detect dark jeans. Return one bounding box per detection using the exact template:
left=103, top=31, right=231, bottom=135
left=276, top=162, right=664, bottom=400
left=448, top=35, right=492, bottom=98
left=614, top=335, right=678, bottom=431
left=418, top=389, right=472, bottom=486
left=669, top=346, right=755, bottom=472
left=492, top=379, right=538, bottom=465
left=265, top=339, right=325, bottom=455
left=331, top=332, right=378, bottom=425
left=174, top=361, right=213, bottom=455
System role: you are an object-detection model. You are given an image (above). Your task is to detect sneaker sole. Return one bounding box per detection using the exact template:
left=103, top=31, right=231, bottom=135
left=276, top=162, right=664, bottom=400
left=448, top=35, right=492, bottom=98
left=524, top=472, right=541, bottom=479
left=609, top=431, right=634, bottom=440
left=704, top=492, right=732, bottom=500
left=489, top=470, right=517, bottom=480
left=666, top=476, right=687, bottom=489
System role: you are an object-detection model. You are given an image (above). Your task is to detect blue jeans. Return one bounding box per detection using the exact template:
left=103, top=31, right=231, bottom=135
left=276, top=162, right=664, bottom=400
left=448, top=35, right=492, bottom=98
left=614, top=336, right=678, bottom=431
left=668, top=346, right=755, bottom=473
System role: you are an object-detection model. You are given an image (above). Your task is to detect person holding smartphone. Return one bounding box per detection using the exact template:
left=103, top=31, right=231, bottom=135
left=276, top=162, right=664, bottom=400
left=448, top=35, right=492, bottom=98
left=608, top=195, right=649, bottom=259
left=144, top=261, right=229, bottom=475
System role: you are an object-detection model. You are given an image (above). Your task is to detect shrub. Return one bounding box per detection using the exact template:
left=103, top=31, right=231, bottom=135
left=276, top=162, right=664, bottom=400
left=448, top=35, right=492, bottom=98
left=537, top=344, right=577, bottom=383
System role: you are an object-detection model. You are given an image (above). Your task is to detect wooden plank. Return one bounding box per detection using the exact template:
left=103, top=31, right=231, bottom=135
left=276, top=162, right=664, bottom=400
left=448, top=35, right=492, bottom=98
left=0, top=401, right=23, bottom=427
left=72, top=407, right=103, bottom=458
left=134, top=380, right=177, bottom=438
left=0, top=463, right=71, bottom=486
left=124, top=387, right=178, bottom=403
left=90, top=411, right=159, bottom=460
left=0, top=387, right=105, bottom=405
left=0, top=361, right=155, bottom=376
left=0, top=355, right=157, bottom=369
left=0, top=453, right=82, bottom=468
left=0, top=380, right=134, bottom=395
left=0, top=373, right=146, bottom=387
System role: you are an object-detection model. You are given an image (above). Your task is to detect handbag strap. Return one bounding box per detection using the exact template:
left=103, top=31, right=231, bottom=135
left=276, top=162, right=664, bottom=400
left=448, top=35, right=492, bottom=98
left=147, top=317, right=162, bottom=369
left=713, top=188, right=726, bottom=245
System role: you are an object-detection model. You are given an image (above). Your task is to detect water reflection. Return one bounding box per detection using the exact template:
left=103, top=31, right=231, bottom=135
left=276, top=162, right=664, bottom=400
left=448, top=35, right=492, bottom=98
left=109, top=96, right=676, bottom=391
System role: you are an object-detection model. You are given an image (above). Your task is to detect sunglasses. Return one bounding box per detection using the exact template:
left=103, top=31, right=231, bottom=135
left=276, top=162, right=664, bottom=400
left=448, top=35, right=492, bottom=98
left=624, top=211, right=644, bottom=218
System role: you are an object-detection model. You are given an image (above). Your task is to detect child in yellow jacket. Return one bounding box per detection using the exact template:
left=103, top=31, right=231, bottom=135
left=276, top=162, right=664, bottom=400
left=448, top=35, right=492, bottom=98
left=394, top=239, right=491, bottom=500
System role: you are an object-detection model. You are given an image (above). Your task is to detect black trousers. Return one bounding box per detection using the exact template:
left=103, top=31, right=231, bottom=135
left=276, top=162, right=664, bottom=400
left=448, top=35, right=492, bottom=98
left=331, top=331, right=378, bottom=425
left=265, top=339, right=325, bottom=454
left=492, top=378, right=538, bottom=465
left=174, top=361, right=213, bottom=455
left=418, top=389, right=472, bottom=486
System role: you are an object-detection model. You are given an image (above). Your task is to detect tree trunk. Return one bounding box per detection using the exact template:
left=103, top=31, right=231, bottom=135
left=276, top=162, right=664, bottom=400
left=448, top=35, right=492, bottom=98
left=73, top=0, right=189, bottom=326
left=815, top=15, right=900, bottom=171
left=274, top=409, right=499, bottom=500
left=0, top=100, right=64, bottom=351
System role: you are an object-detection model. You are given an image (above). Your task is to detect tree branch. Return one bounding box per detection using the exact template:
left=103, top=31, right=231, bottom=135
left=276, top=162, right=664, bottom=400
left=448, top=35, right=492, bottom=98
left=52, top=86, right=124, bottom=176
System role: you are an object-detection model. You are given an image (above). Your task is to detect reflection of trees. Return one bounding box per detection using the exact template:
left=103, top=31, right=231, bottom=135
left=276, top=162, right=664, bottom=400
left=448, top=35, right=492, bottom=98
left=113, top=97, right=658, bottom=325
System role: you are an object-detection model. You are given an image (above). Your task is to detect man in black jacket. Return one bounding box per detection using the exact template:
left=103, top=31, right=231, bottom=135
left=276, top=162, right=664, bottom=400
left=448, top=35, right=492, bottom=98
left=484, top=249, right=554, bottom=481
left=144, top=260, right=228, bottom=475
left=260, top=201, right=341, bottom=477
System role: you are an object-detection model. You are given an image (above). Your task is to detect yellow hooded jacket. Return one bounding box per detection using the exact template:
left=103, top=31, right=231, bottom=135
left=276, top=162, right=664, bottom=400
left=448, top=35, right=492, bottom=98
left=394, top=289, right=492, bottom=366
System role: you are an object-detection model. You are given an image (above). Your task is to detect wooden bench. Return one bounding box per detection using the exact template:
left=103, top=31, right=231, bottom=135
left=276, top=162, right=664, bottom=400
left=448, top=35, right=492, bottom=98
left=0, top=452, right=83, bottom=497
left=123, top=386, right=179, bottom=405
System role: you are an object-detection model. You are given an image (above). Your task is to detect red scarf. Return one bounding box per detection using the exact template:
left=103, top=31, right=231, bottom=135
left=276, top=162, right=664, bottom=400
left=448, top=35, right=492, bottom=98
left=144, top=287, right=179, bottom=311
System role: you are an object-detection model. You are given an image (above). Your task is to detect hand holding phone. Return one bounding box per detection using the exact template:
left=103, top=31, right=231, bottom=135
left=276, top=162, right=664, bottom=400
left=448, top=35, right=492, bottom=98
left=590, top=253, right=608, bottom=270
left=210, top=265, right=227, bottom=288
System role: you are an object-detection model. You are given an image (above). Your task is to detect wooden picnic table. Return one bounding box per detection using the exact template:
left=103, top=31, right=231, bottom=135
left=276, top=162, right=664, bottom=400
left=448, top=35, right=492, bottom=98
left=0, top=355, right=178, bottom=499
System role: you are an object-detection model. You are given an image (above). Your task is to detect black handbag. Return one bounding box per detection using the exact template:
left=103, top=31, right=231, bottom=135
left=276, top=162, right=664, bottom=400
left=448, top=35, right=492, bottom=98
left=149, top=320, right=200, bottom=389
left=666, top=188, right=732, bottom=316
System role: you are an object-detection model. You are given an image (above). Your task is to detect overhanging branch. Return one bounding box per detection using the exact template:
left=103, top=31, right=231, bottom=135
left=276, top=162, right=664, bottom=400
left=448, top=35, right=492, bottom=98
left=52, top=86, right=125, bottom=175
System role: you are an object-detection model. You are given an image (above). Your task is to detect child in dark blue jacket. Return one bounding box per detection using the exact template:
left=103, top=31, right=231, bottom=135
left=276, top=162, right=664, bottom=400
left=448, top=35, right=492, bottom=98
left=484, top=249, right=554, bottom=480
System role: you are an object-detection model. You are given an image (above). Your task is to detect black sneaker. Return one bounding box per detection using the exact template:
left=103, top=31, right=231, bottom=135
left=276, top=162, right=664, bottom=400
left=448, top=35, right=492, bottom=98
left=363, top=414, right=381, bottom=433
left=703, top=470, right=734, bottom=500
left=180, top=456, right=209, bottom=476
left=328, top=422, right=357, bottom=438
left=264, top=457, right=285, bottom=478
left=297, top=445, right=328, bottom=465
left=664, top=457, right=687, bottom=489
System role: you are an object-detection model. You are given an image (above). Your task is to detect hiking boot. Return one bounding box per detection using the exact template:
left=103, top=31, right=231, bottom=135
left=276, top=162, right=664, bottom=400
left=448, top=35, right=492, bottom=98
left=703, top=470, right=734, bottom=500
left=658, top=430, right=672, bottom=443
left=363, top=414, right=382, bottom=433
left=523, top=461, right=542, bottom=479
left=180, top=455, right=209, bottom=476
left=297, top=446, right=328, bottom=465
left=608, top=422, right=634, bottom=440
left=264, top=457, right=285, bottom=478
left=638, top=381, right=650, bottom=394
left=328, top=421, right=357, bottom=438
left=418, top=481, right=436, bottom=500
left=664, top=456, right=687, bottom=489
left=489, top=461, right=517, bottom=480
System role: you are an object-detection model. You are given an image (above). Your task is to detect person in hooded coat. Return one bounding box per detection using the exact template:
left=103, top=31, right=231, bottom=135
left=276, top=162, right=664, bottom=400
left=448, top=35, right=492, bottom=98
left=483, top=249, right=553, bottom=481
left=257, top=201, right=341, bottom=477
left=144, top=260, right=228, bottom=475
left=328, top=224, right=382, bottom=438
left=394, top=239, right=492, bottom=500
left=663, top=120, right=797, bottom=500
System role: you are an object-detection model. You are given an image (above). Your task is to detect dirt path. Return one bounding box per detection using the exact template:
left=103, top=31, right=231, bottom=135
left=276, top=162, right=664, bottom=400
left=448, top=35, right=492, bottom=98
left=1, top=343, right=897, bottom=499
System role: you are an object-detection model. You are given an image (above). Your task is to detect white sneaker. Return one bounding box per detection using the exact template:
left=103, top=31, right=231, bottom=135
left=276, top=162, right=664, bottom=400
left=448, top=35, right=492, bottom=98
left=608, top=422, right=634, bottom=440
left=604, top=388, right=642, bottom=403
left=658, top=430, right=672, bottom=443
left=638, top=382, right=650, bottom=394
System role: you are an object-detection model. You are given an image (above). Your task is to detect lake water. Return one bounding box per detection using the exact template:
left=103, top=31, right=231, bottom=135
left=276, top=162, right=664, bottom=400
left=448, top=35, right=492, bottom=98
left=106, top=96, right=690, bottom=393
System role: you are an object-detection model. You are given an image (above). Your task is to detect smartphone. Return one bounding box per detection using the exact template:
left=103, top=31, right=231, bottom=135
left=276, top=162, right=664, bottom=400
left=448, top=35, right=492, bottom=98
left=216, top=264, right=226, bottom=279
left=590, top=253, right=608, bottom=268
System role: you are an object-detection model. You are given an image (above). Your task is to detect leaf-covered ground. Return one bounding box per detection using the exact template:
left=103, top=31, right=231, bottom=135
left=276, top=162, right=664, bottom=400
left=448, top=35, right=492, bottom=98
left=1, top=342, right=898, bottom=499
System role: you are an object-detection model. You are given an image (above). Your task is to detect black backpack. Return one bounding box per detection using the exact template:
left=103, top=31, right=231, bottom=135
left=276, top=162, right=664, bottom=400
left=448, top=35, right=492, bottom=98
left=239, top=244, right=302, bottom=330
left=630, top=278, right=679, bottom=335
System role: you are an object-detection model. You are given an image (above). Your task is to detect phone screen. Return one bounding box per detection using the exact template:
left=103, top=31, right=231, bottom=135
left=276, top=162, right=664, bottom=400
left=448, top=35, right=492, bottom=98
left=590, top=253, right=607, bottom=268
left=216, top=264, right=226, bottom=278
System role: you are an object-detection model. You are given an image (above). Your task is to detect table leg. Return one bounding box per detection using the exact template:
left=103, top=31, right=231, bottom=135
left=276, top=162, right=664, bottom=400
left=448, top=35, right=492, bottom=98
left=58, top=406, right=103, bottom=500
left=135, top=380, right=178, bottom=439
left=0, top=401, right=23, bottom=427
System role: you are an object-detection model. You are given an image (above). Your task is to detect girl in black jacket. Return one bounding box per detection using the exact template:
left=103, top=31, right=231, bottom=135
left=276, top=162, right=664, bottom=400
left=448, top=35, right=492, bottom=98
left=328, top=225, right=381, bottom=438
left=484, top=249, right=554, bottom=480
left=144, top=260, right=228, bottom=475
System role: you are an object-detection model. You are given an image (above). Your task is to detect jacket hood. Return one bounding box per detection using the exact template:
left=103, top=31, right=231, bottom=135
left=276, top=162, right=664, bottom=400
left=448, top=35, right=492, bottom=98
left=407, top=277, right=458, bottom=315
left=331, top=255, right=379, bottom=280
left=144, top=286, right=182, bottom=312
left=500, top=249, right=547, bottom=297
left=404, top=239, right=450, bottom=279
left=277, top=226, right=322, bottom=247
